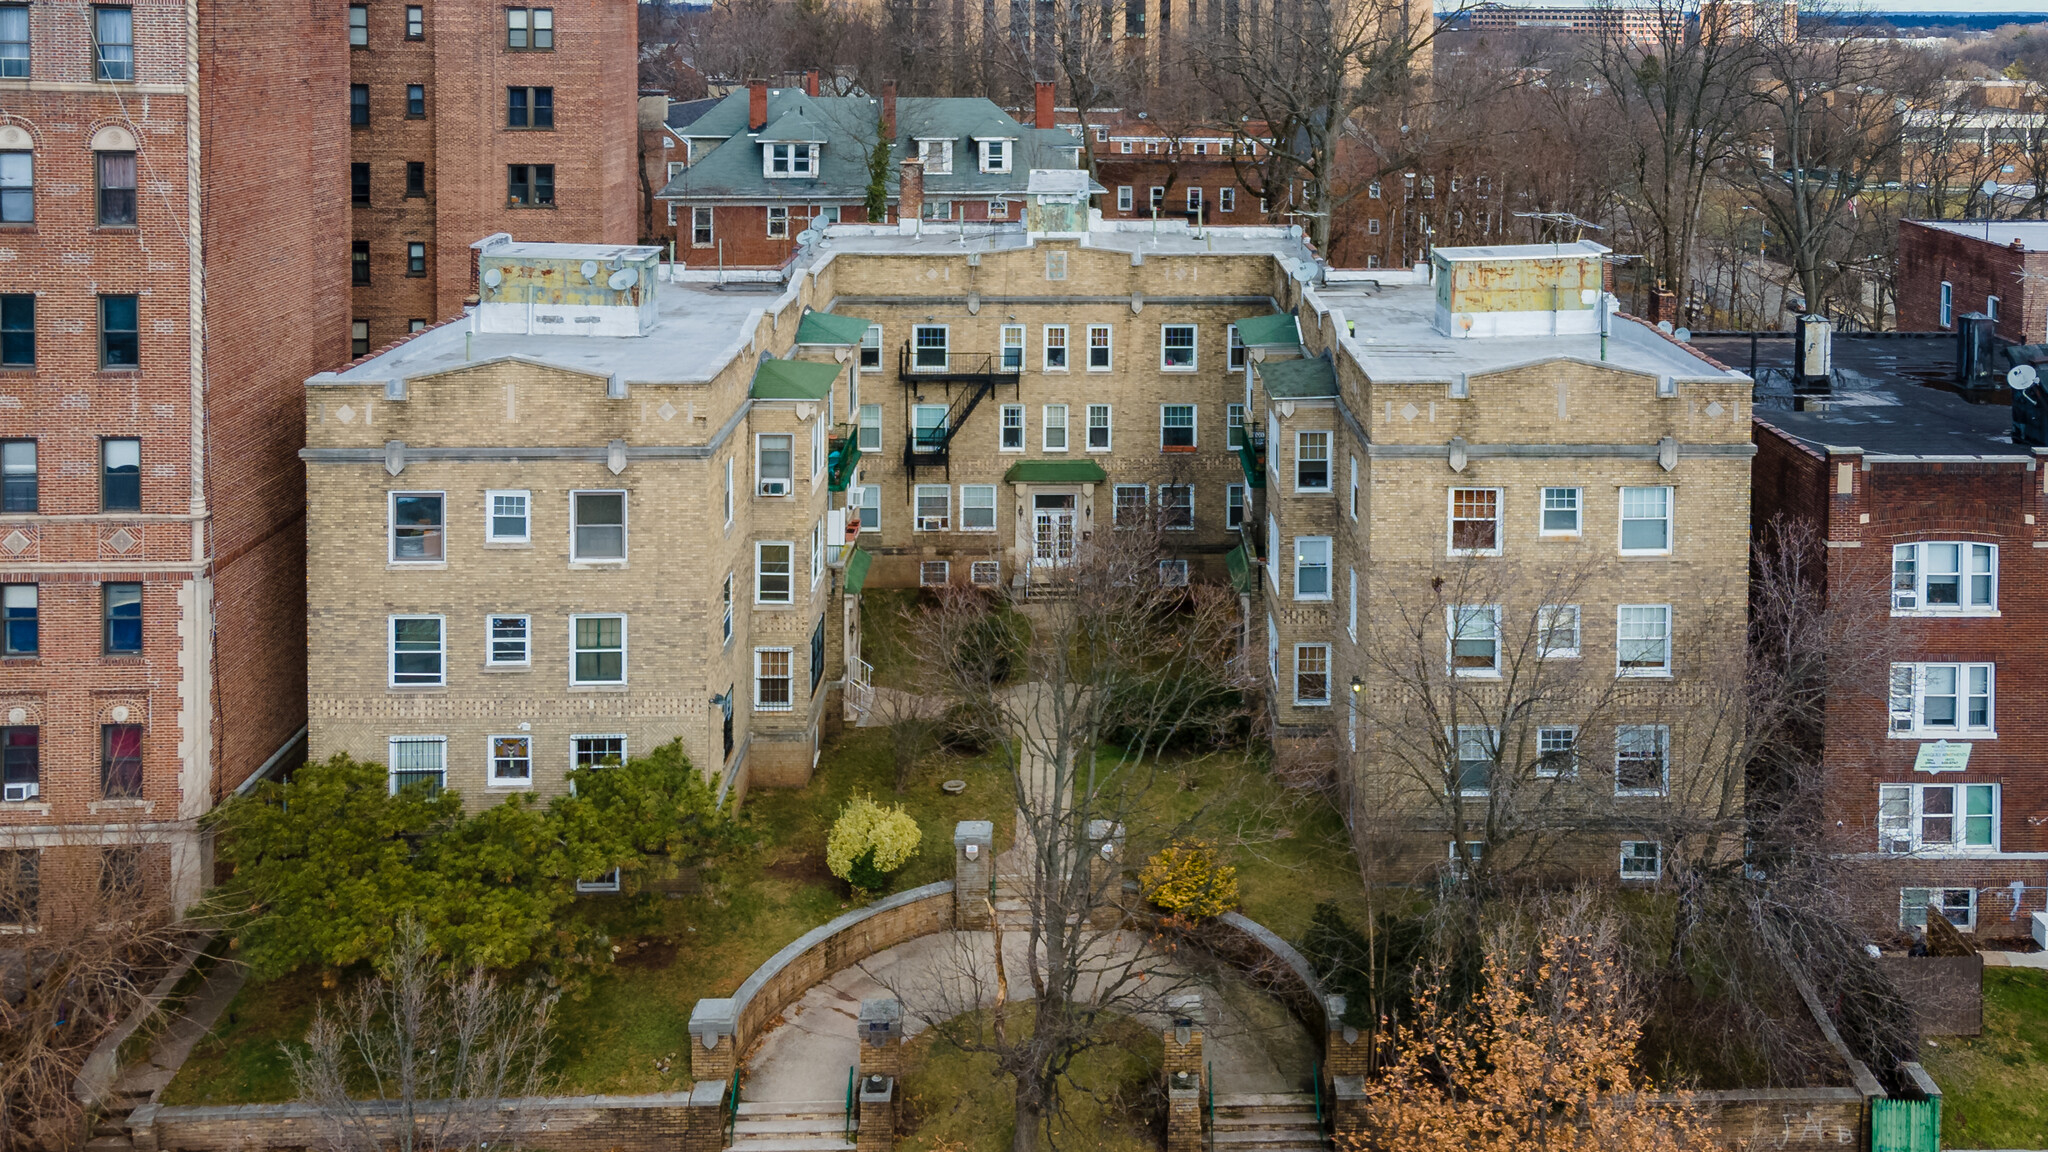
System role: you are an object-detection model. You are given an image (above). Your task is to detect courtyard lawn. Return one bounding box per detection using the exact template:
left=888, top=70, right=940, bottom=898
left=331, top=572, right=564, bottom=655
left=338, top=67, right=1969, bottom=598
left=897, top=1011, right=1162, bottom=1152
left=1922, top=966, right=2048, bottom=1149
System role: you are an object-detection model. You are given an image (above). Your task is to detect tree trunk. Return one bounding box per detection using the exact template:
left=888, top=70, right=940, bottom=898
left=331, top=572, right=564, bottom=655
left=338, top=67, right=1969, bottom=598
left=1012, top=1084, right=1042, bottom=1152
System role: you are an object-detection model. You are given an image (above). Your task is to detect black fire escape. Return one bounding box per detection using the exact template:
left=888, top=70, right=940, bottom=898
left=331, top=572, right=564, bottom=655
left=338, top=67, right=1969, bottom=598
left=898, top=341, right=1021, bottom=477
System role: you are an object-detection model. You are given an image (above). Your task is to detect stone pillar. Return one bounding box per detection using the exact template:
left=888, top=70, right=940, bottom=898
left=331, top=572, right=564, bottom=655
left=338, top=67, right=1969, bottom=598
left=1325, top=994, right=1369, bottom=1091
left=1166, top=1083, right=1203, bottom=1152
left=687, top=998, right=738, bottom=1083
left=1331, top=1075, right=1369, bottom=1141
left=954, top=820, right=994, bottom=929
left=856, top=1073, right=897, bottom=1152
left=1163, top=993, right=1204, bottom=1082
left=857, top=998, right=904, bottom=1080
left=1086, top=819, right=1125, bottom=928
left=682, top=1079, right=729, bottom=1152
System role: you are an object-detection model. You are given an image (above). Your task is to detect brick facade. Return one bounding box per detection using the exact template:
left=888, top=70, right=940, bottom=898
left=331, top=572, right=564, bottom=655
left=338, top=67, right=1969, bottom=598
left=1896, top=219, right=2048, bottom=343
left=348, top=0, right=638, bottom=351
left=0, top=0, right=343, bottom=916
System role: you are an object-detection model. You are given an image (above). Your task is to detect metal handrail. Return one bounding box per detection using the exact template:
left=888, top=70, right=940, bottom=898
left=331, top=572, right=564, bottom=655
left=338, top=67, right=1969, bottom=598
left=843, top=1064, right=857, bottom=1140
left=725, top=1067, right=740, bottom=1144
left=1312, top=1058, right=1322, bottom=1131
left=1205, top=1059, right=1215, bottom=1152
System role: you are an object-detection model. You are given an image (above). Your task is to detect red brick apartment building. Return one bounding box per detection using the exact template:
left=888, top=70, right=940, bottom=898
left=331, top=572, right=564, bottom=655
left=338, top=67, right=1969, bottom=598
left=1742, top=336, right=2048, bottom=943
left=1898, top=219, right=2048, bottom=345
left=347, top=0, right=637, bottom=353
left=1064, top=109, right=1275, bottom=227
left=1, top=0, right=347, bottom=917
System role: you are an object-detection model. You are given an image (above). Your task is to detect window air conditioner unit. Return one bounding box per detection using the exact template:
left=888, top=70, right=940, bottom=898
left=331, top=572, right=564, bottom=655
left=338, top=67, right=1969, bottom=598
left=917, top=517, right=948, bottom=532
left=759, top=480, right=789, bottom=497
left=4, top=783, right=37, bottom=802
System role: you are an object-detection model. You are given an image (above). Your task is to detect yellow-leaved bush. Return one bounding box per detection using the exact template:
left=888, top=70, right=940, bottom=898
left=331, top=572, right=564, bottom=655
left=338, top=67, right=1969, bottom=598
left=1138, top=839, right=1239, bottom=921
left=826, top=794, right=922, bottom=890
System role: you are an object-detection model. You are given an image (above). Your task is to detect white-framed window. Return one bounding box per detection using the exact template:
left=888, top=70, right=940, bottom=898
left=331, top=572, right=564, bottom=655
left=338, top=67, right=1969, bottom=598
left=917, top=138, right=952, bottom=174
left=1901, top=887, right=1976, bottom=931
left=1266, top=612, right=1279, bottom=683
left=1295, top=431, right=1330, bottom=491
left=1043, top=324, right=1069, bottom=371
left=1161, top=324, right=1197, bottom=370
left=1043, top=404, right=1069, bottom=451
left=1448, top=605, right=1501, bottom=675
left=389, top=491, right=446, bottom=563
left=1159, top=484, right=1193, bottom=530
left=860, top=324, right=883, bottom=369
left=1615, top=725, right=1669, bottom=796
left=1537, top=605, right=1580, bottom=659
left=1219, top=187, right=1235, bottom=212
left=1619, top=486, right=1673, bottom=554
left=577, top=868, right=622, bottom=894
left=1161, top=404, right=1196, bottom=449
left=1368, top=180, right=1382, bottom=199
left=389, top=615, right=445, bottom=686
left=1540, top=487, right=1581, bottom=536
left=486, top=490, right=531, bottom=543
left=1266, top=514, right=1280, bottom=592
left=1186, top=186, right=1203, bottom=212
left=1150, top=185, right=1165, bottom=209
left=1892, top=542, right=1996, bottom=613
left=1227, top=403, right=1246, bottom=448
left=988, top=198, right=1009, bottom=219
left=1448, top=488, right=1501, bottom=556
left=1619, top=840, right=1661, bottom=880
left=692, top=206, right=714, bottom=247
left=723, top=457, right=734, bottom=526
left=569, top=614, right=625, bottom=685
left=756, top=541, right=793, bottom=603
left=1113, top=485, right=1148, bottom=528
left=1000, top=404, right=1025, bottom=451
left=754, top=647, right=793, bottom=711
left=971, top=560, right=1001, bottom=586
left=1294, top=536, right=1331, bottom=600
left=979, top=137, right=1011, bottom=173
left=1227, top=325, right=1247, bottom=372
left=1086, top=404, right=1112, bottom=451
left=1295, top=643, right=1330, bottom=705
left=1888, top=663, right=1994, bottom=737
left=1939, top=281, right=1954, bottom=328
left=489, top=735, right=532, bottom=786
left=962, top=484, right=997, bottom=531
left=1347, top=568, right=1359, bottom=640
left=1117, top=185, right=1134, bottom=211
left=570, top=490, right=626, bottom=561
left=1616, top=605, right=1671, bottom=676
left=572, top=734, right=625, bottom=769
left=1368, top=218, right=1381, bottom=235
left=1225, top=484, right=1245, bottom=530
left=855, top=484, right=880, bottom=532
left=1447, top=839, right=1485, bottom=879
left=858, top=403, right=883, bottom=452
left=912, top=404, right=949, bottom=453
left=756, top=433, right=794, bottom=497
left=1988, top=294, right=1999, bottom=321
left=914, top=485, right=950, bottom=531
left=721, top=572, right=734, bottom=643
left=1536, top=726, right=1577, bottom=777
left=811, top=419, right=826, bottom=482
left=810, top=519, right=823, bottom=584
left=920, top=560, right=950, bottom=587
left=1451, top=726, right=1495, bottom=795
left=1879, top=782, right=1998, bottom=854
left=1159, top=559, right=1189, bottom=587
left=764, top=143, right=816, bottom=177
left=487, top=614, right=530, bottom=666
left=388, top=736, right=446, bottom=794
left=999, top=323, right=1025, bottom=371
left=766, top=206, right=789, bottom=237
left=912, top=324, right=949, bottom=371
left=1087, top=325, right=1113, bottom=371
left=1349, top=457, right=1359, bottom=520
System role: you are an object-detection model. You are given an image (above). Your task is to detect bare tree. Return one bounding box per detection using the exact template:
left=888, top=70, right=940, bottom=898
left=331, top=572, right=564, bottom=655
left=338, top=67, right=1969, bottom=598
left=288, top=917, right=557, bottom=1152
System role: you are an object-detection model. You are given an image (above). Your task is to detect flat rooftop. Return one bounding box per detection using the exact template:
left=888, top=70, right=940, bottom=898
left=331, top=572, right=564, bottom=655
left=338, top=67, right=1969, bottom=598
left=1313, top=279, right=1743, bottom=385
left=1910, top=219, right=2048, bottom=252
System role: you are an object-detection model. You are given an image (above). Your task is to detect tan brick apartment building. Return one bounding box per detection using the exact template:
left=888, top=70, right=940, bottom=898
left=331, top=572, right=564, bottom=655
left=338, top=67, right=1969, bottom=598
left=304, top=206, right=1753, bottom=893
left=1, top=0, right=347, bottom=915
left=346, top=0, right=637, bottom=353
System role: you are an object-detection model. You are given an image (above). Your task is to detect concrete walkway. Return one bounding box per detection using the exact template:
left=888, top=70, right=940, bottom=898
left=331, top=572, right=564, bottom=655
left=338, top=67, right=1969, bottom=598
left=1983, top=950, right=2048, bottom=970
left=742, top=929, right=1313, bottom=1103
left=109, top=952, right=248, bottom=1103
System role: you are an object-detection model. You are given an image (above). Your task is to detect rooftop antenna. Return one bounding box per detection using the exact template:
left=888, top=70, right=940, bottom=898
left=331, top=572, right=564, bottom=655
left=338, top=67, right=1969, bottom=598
left=1515, top=211, right=1604, bottom=247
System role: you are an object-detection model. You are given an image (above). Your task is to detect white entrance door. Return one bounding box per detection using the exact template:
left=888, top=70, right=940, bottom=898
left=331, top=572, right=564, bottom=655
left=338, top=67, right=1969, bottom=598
left=1032, top=494, right=1076, bottom=568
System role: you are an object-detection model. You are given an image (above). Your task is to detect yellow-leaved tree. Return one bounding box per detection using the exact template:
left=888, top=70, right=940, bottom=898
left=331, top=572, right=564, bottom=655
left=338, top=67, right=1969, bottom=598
left=1139, top=839, right=1240, bottom=924
left=826, top=794, right=922, bottom=895
left=1345, top=901, right=1718, bottom=1152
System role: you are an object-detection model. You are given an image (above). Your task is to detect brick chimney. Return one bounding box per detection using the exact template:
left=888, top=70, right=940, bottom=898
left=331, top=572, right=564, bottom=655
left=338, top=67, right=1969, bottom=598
left=1034, top=81, right=1056, bottom=130
left=898, top=156, right=925, bottom=231
left=804, top=70, right=820, bottom=97
left=882, top=80, right=897, bottom=138
left=748, top=78, right=768, bottom=131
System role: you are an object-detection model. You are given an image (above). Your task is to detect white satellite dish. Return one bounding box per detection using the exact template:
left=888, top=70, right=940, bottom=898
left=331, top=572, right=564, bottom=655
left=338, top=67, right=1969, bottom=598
left=606, top=269, right=637, bottom=291
left=1292, top=261, right=1316, bottom=283
left=482, top=267, right=503, bottom=288
left=795, top=227, right=821, bottom=246
left=581, top=260, right=600, bottom=280
left=2008, top=363, right=2038, bottom=391
left=1673, top=327, right=1691, bottom=343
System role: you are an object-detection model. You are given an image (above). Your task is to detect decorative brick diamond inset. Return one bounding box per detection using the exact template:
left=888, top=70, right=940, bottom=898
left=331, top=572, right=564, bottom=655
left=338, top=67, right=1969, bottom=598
left=107, top=528, right=139, bottom=554
left=2, top=530, right=29, bottom=556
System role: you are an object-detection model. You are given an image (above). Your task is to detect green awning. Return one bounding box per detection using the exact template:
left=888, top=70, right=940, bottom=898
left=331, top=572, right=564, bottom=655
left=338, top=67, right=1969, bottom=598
left=795, top=310, right=873, bottom=346
left=843, top=547, right=873, bottom=594
left=1235, top=439, right=1265, bottom=489
left=1225, top=545, right=1255, bottom=594
left=1003, top=459, right=1108, bottom=484
left=1256, top=355, right=1337, bottom=399
left=1236, top=312, right=1302, bottom=347
left=750, top=358, right=842, bottom=400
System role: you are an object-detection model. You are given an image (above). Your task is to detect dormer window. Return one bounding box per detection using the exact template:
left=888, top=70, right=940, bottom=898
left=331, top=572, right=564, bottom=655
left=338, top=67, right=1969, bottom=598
left=765, top=143, right=817, bottom=178
left=980, top=139, right=1011, bottom=174
left=918, top=139, right=953, bottom=175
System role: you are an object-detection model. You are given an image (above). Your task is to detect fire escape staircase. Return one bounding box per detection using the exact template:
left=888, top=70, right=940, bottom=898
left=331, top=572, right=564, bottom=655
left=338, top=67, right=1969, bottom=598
left=898, top=343, right=1021, bottom=476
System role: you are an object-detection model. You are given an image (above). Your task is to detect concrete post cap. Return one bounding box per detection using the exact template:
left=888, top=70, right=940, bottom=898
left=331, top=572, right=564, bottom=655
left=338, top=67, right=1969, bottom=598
left=1324, top=993, right=1348, bottom=1029
left=953, top=820, right=995, bottom=849
left=688, top=997, right=737, bottom=1044
left=1168, top=993, right=1205, bottom=1024
left=858, top=998, right=902, bottom=1025
left=1333, top=1075, right=1368, bottom=1101
left=858, top=1075, right=896, bottom=1103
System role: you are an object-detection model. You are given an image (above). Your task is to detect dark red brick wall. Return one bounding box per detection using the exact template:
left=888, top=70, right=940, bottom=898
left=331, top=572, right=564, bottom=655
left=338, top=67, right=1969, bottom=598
left=1897, top=220, right=2048, bottom=343
left=1094, top=157, right=1260, bottom=224
left=348, top=0, right=441, bottom=348
left=673, top=203, right=879, bottom=269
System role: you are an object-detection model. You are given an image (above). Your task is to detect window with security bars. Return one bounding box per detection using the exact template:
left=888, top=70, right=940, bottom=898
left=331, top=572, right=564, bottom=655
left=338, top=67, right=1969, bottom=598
left=1900, top=887, right=1975, bottom=931
left=1892, top=542, right=1995, bottom=612
left=490, top=735, right=532, bottom=784
left=388, top=736, right=446, bottom=794
left=920, top=561, right=950, bottom=587
left=971, top=561, right=1001, bottom=587
left=1614, top=725, right=1668, bottom=795
left=1448, top=488, right=1500, bottom=554
left=102, top=724, right=142, bottom=797
left=1158, top=559, right=1187, bottom=587
left=573, top=735, right=624, bottom=768
left=1619, top=841, right=1661, bottom=879
left=1879, top=783, right=1996, bottom=854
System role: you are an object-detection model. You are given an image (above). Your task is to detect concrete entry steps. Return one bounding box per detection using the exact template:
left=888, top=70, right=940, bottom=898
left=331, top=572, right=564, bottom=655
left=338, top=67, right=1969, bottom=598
left=729, top=1100, right=850, bottom=1151
left=1211, top=1092, right=1329, bottom=1151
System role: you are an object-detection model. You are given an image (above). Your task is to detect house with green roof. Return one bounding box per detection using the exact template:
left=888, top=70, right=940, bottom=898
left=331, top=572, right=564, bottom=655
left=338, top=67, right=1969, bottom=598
left=655, top=80, right=1086, bottom=268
